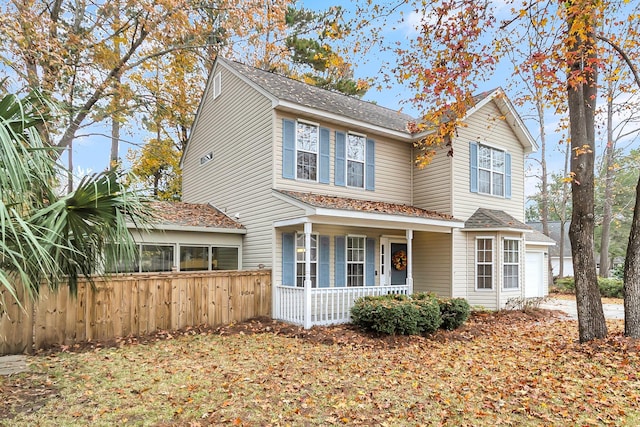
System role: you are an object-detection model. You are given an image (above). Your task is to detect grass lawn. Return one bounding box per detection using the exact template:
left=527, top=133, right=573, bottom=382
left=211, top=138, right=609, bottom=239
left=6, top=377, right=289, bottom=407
left=2, top=311, right=640, bottom=426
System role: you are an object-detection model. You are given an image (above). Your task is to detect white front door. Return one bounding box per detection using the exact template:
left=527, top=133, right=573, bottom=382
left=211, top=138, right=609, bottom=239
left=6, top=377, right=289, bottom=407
left=525, top=251, right=544, bottom=298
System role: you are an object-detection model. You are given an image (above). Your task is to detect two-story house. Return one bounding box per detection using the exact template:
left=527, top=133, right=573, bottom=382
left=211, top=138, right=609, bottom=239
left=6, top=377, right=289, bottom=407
left=181, top=57, right=554, bottom=328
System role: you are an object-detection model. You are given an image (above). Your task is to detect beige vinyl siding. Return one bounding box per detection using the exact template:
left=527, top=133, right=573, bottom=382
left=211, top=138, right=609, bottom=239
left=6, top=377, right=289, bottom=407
left=451, top=229, right=469, bottom=300
left=412, top=232, right=452, bottom=296
left=412, top=149, right=453, bottom=215
left=461, top=230, right=499, bottom=310
left=182, top=64, right=290, bottom=269
left=451, top=101, right=526, bottom=221
left=274, top=112, right=413, bottom=205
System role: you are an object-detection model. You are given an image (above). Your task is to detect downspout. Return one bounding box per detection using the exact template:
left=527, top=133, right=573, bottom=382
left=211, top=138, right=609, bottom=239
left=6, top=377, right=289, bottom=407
left=410, top=145, right=414, bottom=206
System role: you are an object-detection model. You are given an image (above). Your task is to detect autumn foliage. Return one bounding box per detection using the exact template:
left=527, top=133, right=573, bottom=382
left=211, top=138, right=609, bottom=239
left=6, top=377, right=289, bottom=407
left=3, top=312, right=640, bottom=425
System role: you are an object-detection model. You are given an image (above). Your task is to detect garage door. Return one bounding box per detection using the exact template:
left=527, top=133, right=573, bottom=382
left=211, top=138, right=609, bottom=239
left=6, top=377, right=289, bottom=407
left=525, top=252, right=544, bottom=298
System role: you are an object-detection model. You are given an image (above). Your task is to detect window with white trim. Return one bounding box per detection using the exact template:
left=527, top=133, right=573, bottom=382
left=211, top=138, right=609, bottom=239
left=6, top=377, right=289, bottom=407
left=347, top=236, right=365, bottom=286
left=296, top=234, right=317, bottom=287
left=503, top=239, right=520, bottom=289
left=347, top=133, right=365, bottom=188
left=180, top=245, right=239, bottom=271
left=296, top=122, right=319, bottom=181
left=476, top=238, right=493, bottom=290
left=141, top=244, right=175, bottom=272
left=478, top=145, right=505, bottom=196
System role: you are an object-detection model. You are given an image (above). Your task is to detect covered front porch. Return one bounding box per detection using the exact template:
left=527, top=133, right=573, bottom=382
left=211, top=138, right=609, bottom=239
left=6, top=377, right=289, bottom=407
left=271, top=191, right=464, bottom=328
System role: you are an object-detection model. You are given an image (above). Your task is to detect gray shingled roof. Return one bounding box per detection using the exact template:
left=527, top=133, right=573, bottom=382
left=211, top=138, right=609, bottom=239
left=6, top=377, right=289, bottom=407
left=219, top=57, right=416, bottom=133
left=525, top=229, right=556, bottom=245
left=464, top=208, right=531, bottom=231
left=528, top=221, right=569, bottom=256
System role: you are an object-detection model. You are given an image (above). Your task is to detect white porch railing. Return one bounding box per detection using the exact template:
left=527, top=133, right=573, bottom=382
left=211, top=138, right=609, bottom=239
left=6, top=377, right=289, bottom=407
left=273, top=285, right=409, bottom=328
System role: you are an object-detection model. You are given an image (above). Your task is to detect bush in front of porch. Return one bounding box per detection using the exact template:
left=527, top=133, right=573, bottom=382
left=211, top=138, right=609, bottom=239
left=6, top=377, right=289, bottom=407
left=350, top=293, right=470, bottom=336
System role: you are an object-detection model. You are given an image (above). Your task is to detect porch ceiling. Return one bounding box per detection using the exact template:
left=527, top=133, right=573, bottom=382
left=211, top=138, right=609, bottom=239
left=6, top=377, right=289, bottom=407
left=272, top=190, right=464, bottom=232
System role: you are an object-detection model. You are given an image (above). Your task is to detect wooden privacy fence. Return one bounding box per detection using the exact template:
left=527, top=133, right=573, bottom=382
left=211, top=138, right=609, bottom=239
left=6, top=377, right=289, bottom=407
left=0, top=270, right=271, bottom=355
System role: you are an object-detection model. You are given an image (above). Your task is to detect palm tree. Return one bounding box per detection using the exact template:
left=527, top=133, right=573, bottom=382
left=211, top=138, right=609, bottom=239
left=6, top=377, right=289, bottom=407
left=0, top=90, right=149, bottom=304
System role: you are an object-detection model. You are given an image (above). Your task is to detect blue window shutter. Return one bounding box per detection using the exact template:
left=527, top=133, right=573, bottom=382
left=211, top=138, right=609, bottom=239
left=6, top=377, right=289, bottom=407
left=319, top=128, right=330, bottom=184
left=366, top=238, right=375, bottom=286
left=366, top=138, right=375, bottom=191
left=282, top=119, right=295, bottom=179
left=282, top=233, right=295, bottom=286
left=505, top=152, right=512, bottom=199
left=318, top=235, right=330, bottom=287
left=334, top=236, right=346, bottom=287
left=335, top=131, right=346, bottom=186
left=469, top=142, right=478, bottom=193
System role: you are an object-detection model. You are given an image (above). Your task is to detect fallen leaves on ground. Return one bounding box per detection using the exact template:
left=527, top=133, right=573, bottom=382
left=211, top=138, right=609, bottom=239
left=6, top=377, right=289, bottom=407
left=2, top=309, right=640, bottom=426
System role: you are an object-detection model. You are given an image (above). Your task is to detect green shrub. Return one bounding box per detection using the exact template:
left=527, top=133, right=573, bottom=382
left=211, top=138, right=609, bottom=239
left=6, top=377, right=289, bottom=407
left=552, top=276, right=623, bottom=298
left=553, top=277, right=575, bottom=293
left=413, top=294, right=442, bottom=334
left=612, top=264, right=624, bottom=279
left=350, top=293, right=469, bottom=335
left=351, top=296, right=420, bottom=335
left=598, top=278, right=623, bottom=298
left=438, top=297, right=471, bottom=330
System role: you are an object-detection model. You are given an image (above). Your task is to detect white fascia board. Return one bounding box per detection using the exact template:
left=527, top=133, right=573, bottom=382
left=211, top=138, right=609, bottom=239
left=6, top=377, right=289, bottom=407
left=127, top=223, right=246, bottom=234
left=525, top=240, right=556, bottom=246
left=461, top=227, right=532, bottom=233
left=273, top=216, right=313, bottom=228
left=313, top=207, right=464, bottom=229
left=274, top=213, right=460, bottom=233
left=494, top=95, right=538, bottom=153
left=275, top=100, right=414, bottom=142
left=410, top=88, right=538, bottom=154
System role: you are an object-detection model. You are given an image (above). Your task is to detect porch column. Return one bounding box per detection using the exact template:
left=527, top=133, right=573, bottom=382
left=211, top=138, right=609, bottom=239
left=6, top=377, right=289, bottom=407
left=406, top=229, right=414, bottom=295
left=303, top=221, right=312, bottom=329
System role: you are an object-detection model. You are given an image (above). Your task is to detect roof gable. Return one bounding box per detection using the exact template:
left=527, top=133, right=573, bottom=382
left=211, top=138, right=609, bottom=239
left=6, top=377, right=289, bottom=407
left=464, top=208, right=531, bottom=231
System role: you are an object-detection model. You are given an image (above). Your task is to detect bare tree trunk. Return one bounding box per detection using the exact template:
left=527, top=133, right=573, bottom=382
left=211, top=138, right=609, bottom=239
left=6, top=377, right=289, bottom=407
left=110, top=118, right=120, bottom=170
left=67, top=139, right=74, bottom=194
left=624, top=173, right=640, bottom=337
left=599, top=92, right=616, bottom=278
left=595, top=31, right=640, bottom=337
left=536, top=100, right=553, bottom=285
left=566, top=3, right=607, bottom=342
left=559, top=142, right=571, bottom=278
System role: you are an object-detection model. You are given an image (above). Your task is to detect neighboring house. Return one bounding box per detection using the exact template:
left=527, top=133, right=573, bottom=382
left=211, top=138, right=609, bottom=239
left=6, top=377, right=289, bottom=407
left=180, top=57, right=554, bottom=327
left=116, top=201, right=245, bottom=273
left=528, top=221, right=572, bottom=277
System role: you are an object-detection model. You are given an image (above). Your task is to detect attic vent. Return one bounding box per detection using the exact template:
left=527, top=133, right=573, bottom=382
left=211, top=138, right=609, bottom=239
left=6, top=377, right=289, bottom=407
left=200, top=151, right=213, bottom=165
left=212, top=72, right=221, bottom=99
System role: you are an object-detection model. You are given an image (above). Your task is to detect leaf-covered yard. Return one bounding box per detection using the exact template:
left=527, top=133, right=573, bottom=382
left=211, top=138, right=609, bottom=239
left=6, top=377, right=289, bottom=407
left=2, top=310, right=640, bottom=426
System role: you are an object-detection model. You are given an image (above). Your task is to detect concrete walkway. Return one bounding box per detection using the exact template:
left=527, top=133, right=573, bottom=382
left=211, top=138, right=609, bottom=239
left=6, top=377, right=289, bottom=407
left=540, top=297, right=624, bottom=320
left=0, top=354, right=28, bottom=376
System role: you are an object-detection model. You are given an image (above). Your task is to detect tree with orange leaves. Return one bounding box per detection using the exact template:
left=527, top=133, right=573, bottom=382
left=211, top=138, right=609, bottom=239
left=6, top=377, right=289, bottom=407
left=359, top=0, right=639, bottom=341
